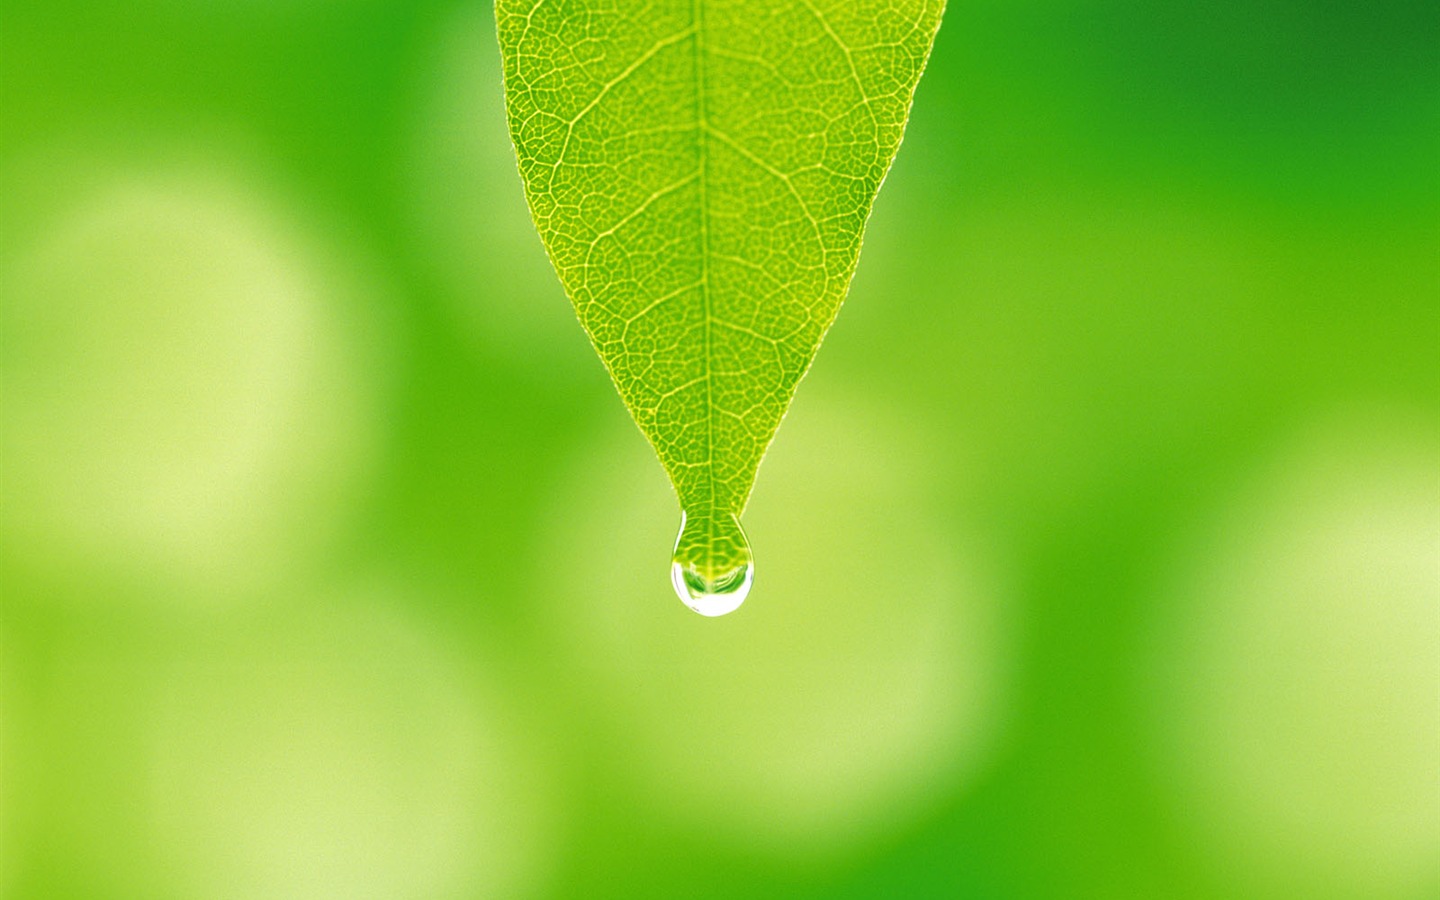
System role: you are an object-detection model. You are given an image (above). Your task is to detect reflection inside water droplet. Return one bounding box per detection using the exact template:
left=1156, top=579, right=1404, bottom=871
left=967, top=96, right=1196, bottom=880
left=670, top=511, right=754, bottom=616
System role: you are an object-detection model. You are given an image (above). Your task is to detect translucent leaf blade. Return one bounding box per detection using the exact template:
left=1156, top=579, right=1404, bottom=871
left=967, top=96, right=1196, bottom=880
left=497, top=0, right=945, bottom=607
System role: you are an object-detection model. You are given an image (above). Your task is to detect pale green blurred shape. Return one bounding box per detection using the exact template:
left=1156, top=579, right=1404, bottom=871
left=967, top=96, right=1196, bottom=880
left=145, top=596, right=555, bottom=900
left=404, top=5, right=585, bottom=376
left=1, top=160, right=379, bottom=603
left=540, top=387, right=1006, bottom=857
left=1150, top=411, right=1440, bottom=899
left=12, top=594, right=555, bottom=900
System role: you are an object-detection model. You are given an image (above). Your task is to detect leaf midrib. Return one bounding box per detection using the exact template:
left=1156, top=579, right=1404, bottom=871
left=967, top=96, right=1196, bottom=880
left=691, top=0, right=716, bottom=520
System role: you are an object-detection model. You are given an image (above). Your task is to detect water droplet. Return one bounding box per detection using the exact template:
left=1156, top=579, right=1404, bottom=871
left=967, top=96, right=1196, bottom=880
left=670, top=511, right=754, bottom=616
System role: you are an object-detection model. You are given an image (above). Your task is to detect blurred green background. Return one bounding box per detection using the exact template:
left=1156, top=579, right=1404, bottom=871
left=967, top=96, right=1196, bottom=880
left=2, top=0, right=1437, bottom=898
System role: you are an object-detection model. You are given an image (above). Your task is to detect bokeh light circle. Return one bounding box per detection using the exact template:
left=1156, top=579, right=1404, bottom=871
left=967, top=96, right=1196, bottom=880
left=544, top=389, right=1008, bottom=856
left=0, top=166, right=379, bottom=600
left=406, top=8, right=587, bottom=374
left=1149, top=412, right=1440, bottom=898
left=145, top=596, right=555, bottom=900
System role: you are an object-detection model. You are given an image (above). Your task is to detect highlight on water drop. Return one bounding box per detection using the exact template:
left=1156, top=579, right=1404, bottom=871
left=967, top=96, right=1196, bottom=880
left=670, top=511, right=754, bottom=617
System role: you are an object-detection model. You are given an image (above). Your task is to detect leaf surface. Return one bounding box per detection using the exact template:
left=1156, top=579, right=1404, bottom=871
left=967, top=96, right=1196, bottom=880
left=497, top=0, right=944, bottom=608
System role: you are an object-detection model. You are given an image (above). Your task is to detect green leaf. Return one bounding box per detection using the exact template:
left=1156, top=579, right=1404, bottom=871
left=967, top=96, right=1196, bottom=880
left=497, top=0, right=945, bottom=612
